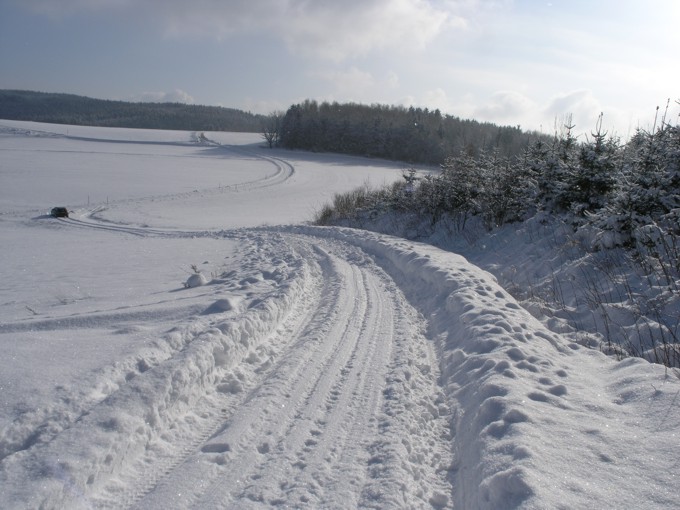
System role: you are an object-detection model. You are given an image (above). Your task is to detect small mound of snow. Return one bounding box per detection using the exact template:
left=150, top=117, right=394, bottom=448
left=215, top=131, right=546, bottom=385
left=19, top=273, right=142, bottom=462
left=203, top=298, right=236, bottom=314
left=185, top=273, right=208, bottom=288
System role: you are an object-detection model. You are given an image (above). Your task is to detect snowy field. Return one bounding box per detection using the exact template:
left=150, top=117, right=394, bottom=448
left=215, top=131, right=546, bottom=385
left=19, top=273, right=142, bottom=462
left=1, top=120, right=678, bottom=509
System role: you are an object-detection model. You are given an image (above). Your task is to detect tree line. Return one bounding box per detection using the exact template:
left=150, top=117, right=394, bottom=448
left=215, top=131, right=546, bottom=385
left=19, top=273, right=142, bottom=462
left=0, top=90, right=266, bottom=132
left=318, top=109, right=679, bottom=253
left=272, top=99, right=548, bottom=164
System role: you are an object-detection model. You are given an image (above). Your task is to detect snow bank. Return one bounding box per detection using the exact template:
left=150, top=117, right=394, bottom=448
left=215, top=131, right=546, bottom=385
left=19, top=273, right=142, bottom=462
left=0, top=235, right=318, bottom=509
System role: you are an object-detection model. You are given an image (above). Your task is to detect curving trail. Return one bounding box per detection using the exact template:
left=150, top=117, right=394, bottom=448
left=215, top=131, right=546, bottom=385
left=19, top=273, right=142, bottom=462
left=62, top=140, right=295, bottom=230
left=1, top=228, right=454, bottom=509
left=96, top=233, right=452, bottom=509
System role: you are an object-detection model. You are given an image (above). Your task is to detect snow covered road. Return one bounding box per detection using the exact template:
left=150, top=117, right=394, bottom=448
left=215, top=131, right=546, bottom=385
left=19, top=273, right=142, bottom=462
left=1, top=228, right=453, bottom=509
left=123, top=233, right=452, bottom=509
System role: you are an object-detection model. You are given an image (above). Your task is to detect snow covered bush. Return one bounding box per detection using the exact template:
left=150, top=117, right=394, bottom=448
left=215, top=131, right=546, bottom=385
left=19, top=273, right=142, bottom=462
left=185, top=272, right=207, bottom=288
left=533, top=120, right=579, bottom=214
left=184, top=265, right=208, bottom=288
left=314, top=178, right=411, bottom=226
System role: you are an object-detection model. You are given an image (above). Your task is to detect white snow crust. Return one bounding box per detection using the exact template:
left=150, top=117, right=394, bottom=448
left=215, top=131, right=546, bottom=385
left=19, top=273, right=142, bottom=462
left=0, top=120, right=678, bottom=509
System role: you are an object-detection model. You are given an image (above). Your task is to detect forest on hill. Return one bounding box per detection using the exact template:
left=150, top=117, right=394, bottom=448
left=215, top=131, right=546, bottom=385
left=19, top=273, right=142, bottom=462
left=274, top=99, right=549, bottom=164
left=0, top=90, right=266, bottom=132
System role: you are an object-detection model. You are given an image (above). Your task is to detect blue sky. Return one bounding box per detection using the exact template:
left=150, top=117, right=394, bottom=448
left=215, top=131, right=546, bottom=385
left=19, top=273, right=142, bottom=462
left=1, top=0, right=678, bottom=137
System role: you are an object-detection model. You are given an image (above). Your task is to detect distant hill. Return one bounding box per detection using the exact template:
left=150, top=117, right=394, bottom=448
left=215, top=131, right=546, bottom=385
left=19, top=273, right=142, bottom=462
left=0, top=90, right=266, bottom=132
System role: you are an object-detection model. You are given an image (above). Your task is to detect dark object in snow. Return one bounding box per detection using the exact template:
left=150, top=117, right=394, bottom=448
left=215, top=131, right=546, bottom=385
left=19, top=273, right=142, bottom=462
left=50, top=207, right=69, bottom=218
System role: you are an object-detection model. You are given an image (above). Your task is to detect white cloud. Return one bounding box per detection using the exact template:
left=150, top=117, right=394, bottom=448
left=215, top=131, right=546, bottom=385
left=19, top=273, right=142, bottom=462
left=161, top=0, right=453, bottom=60
left=421, top=88, right=456, bottom=112
left=386, top=71, right=400, bottom=89
left=541, top=91, right=677, bottom=140
left=241, top=98, right=287, bottom=115
left=292, top=0, right=450, bottom=60
left=444, top=88, right=661, bottom=138
left=19, top=0, right=455, bottom=60
left=132, top=89, right=195, bottom=104
left=397, top=95, right=417, bottom=108
left=312, top=67, right=376, bottom=97
left=474, top=91, right=537, bottom=122
left=469, top=89, right=614, bottom=134
left=542, top=90, right=602, bottom=132
left=310, top=67, right=407, bottom=105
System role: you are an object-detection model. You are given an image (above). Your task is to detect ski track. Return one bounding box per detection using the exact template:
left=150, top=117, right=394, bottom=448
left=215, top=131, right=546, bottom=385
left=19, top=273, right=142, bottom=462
left=53, top=145, right=293, bottom=236
left=0, top=131, right=294, bottom=220
left=65, top=142, right=295, bottom=227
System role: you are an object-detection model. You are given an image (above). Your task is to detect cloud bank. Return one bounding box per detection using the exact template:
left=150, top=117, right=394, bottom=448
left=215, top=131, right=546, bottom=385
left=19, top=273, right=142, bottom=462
left=20, top=0, right=456, bottom=60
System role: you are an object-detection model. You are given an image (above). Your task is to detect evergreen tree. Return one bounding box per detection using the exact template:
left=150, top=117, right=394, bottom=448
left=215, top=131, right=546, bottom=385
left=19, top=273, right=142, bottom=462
left=534, top=118, right=579, bottom=213
left=570, top=114, right=620, bottom=216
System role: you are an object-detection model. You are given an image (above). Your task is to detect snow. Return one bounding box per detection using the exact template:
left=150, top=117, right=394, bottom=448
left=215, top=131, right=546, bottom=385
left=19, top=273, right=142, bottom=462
left=1, top=120, right=678, bottom=509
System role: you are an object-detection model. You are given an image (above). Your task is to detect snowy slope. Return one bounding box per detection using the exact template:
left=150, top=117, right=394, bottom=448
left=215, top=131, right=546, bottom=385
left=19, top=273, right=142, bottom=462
left=0, top=121, right=678, bottom=509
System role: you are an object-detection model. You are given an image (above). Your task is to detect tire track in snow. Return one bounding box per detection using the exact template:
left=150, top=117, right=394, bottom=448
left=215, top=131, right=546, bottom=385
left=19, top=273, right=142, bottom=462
left=124, top=241, right=356, bottom=508
left=98, top=245, right=328, bottom=508
left=59, top=142, right=294, bottom=223
left=92, top=239, right=328, bottom=509
left=0, top=232, right=315, bottom=509
left=60, top=216, right=163, bottom=237
left=113, top=235, right=453, bottom=509
left=63, top=212, right=232, bottom=239
left=217, top=252, right=387, bottom=508
left=214, top=144, right=295, bottom=193
left=1, top=230, right=454, bottom=509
